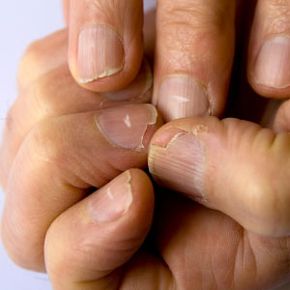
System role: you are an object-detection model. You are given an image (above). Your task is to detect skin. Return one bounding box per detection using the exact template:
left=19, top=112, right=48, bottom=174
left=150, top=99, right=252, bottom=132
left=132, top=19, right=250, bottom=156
left=64, top=0, right=290, bottom=121
left=1, top=7, right=290, bottom=290
left=0, top=30, right=162, bottom=271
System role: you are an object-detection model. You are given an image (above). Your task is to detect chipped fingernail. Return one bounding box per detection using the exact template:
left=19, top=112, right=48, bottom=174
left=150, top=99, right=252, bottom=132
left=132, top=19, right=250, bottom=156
left=96, top=104, right=158, bottom=151
left=148, top=126, right=207, bottom=199
left=77, top=25, right=124, bottom=83
left=89, top=171, right=133, bottom=223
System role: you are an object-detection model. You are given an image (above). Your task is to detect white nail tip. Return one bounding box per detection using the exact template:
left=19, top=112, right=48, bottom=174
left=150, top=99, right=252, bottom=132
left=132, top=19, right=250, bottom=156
left=124, top=114, right=132, bottom=128
left=79, top=66, right=123, bottom=84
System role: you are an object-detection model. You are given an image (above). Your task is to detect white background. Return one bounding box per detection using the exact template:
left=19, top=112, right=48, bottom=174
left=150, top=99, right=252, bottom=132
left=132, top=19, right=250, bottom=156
left=0, top=1, right=289, bottom=289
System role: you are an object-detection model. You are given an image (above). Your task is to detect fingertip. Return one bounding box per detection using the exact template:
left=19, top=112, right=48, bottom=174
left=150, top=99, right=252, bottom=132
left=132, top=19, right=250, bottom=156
left=85, top=169, right=154, bottom=230
left=148, top=117, right=224, bottom=202
left=153, top=0, right=235, bottom=121
left=149, top=117, right=290, bottom=237
left=248, top=72, right=290, bottom=100
left=128, top=168, right=155, bottom=208
left=45, top=170, right=155, bottom=286
left=95, top=104, right=163, bottom=153
left=247, top=0, right=290, bottom=99
left=68, top=0, right=144, bottom=93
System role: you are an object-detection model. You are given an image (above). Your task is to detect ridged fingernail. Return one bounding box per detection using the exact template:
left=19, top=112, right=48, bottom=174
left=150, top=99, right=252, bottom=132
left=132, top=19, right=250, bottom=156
left=78, top=25, right=124, bottom=83
left=157, top=75, right=210, bottom=121
left=89, top=171, right=133, bottom=223
left=96, top=104, right=158, bottom=151
left=254, top=36, right=290, bottom=89
left=149, top=126, right=207, bottom=199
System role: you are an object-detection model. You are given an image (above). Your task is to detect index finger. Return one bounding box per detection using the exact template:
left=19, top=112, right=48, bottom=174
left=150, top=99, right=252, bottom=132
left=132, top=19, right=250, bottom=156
left=68, top=0, right=144, bottom=92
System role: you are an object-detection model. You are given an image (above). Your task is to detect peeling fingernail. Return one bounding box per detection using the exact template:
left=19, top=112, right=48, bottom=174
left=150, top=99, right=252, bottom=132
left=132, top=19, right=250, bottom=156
left=89, top=171, right=133, bottom=223
left=96, top=104, right=158, bottom=151
left=149, top=126, right=206, bottom=198
left=157, top=75, right=210, bottom=121
left=254, top=36, right=290, bottom=89
left=103, top=60, right=152, bottom=102
left=77, top=25, right=125, bottom=84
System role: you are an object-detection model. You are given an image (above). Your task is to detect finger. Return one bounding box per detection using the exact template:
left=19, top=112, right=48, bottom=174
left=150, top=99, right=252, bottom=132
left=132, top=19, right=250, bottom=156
left=63, top=0, right=69, bottom=25
left=272, top=99, right=290, bottom=132
left=1, top=104, right=161, bottom=271
left=0, top=30, right=152, bottom=188
left=45, top=169, right=155, bottom=289
left=153, top=0, right=236, bottom=121
left=248, top=0, right=290, bottom=98
left=149, top=117, right=290, bottom=237
left=18, top=30, right=152, bottom=94
left=154, top=190, right=290, bottom=290
left=68, top=0, right=144, bottom=92
left=17, top=30, right=68, bottom=88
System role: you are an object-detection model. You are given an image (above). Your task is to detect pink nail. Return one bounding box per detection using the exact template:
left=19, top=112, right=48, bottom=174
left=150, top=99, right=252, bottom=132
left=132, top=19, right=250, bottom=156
left=254, top=36, right=290, bottom=89
left=157, top=75, right=210, bottom=121
left=89, top=171, right=133, bottom=223
left=96, top=104, right=158, bottom=151
left=77, top=25, right=124, bottom=83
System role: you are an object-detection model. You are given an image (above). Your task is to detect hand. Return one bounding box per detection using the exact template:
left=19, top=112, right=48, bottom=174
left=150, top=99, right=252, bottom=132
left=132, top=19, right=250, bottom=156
left=2, top=5, right=290, bottom=290
left=147, top=115, right=290, bottom=289
left=0, top=29, right=162, bottom=271
left=32, top=118, right=290, bottom=290
left=63, top=0, right=290, bottom=122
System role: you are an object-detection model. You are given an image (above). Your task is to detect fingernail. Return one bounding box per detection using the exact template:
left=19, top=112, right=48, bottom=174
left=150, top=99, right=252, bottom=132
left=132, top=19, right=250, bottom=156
left=149, top=126, right=207, bottom=199
left=254, top=36, right=290, bottom=89
left=89, top=171, right=133, bottom=223
left=78, top=25, right=125, bottom=83
left=96, top=104, right=158, bottom=151
left=103, top=60, right=152, bottom=102
left=157, top=75, right=210, bottom=121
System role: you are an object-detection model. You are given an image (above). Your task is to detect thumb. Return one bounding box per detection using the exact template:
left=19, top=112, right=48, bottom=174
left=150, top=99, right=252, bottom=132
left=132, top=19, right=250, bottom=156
left=149, top=117, right=290, bottom=237
left=45, top=169, right=154, bottom=289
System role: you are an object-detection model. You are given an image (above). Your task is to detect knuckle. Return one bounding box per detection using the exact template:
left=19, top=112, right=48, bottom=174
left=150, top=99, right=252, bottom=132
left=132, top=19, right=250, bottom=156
left=24, top=73, right=59, bottom=116
left=18, top=30, right=67, bottom=88
left=265, top=0, right=290, bottom=33
left=18, top=39, right=44, bottom=85
left=22, top=67, right=71, bottom=118
left=159, top=1, right=233, bottom=32
left=23, top=39, right=43, bottom=64
left=157, top=1, right=234, bottom=69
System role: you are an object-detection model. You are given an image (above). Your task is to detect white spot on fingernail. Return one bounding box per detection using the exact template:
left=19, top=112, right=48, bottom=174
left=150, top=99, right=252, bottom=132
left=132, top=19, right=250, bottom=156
left=173, top=95, right=190, bottom=103
left=124, top=114, right=132, bottom=128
